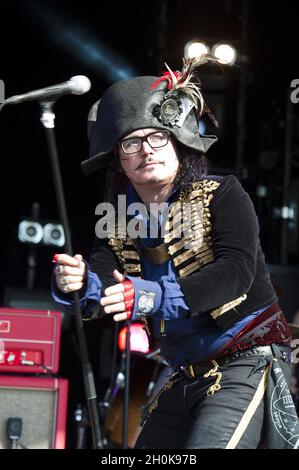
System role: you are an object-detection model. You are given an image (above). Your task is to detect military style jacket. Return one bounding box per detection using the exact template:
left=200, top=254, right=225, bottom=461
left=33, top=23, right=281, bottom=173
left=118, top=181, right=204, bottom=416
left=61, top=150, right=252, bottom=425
left=89, top=175, right=277, bottom=330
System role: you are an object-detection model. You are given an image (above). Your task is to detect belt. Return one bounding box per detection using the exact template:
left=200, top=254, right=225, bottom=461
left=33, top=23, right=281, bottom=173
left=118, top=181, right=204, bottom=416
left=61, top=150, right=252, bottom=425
left=178, top=344, right=290, bottom=379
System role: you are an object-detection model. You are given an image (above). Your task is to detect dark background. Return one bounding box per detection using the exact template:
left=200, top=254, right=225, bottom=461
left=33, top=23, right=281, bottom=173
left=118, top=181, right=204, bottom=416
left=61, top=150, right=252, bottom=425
left=1, top=0, right=299, bottom=448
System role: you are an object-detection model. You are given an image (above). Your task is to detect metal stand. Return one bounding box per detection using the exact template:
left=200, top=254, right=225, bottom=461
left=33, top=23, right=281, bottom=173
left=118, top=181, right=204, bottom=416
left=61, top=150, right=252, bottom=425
left=98, top=321, right=131, bottom=449
left=39, top=100, right=103, bottom=449
left=122, top=321, right=131, bottom=449
left=235, top=0, right=249, bottom=176
left=26, top=203, right=40, bottom=290
left=74, top=403, right=88, bottom=449
left=280, top=88, right=294, bottom=265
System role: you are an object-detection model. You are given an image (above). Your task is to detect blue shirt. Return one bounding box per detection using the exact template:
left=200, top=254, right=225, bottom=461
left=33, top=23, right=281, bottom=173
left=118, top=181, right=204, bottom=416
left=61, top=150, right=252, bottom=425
left=52, top=183, right=269, bottom=367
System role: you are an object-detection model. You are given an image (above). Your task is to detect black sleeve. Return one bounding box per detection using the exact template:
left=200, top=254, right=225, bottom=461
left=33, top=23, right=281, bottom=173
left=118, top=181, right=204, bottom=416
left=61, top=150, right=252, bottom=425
left=89, top=236, right=123, bottom=294
left=177, top=175, right=259, bottom=315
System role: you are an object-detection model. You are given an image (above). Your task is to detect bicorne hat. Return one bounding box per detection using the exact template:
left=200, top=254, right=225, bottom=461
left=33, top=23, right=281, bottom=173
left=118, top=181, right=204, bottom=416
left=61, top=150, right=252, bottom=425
left=82, top=56, right=218, bottom=175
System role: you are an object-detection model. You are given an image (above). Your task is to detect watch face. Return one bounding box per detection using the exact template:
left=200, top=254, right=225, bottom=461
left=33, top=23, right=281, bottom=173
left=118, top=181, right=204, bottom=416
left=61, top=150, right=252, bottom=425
left=138, top=294, right=154, bottom=314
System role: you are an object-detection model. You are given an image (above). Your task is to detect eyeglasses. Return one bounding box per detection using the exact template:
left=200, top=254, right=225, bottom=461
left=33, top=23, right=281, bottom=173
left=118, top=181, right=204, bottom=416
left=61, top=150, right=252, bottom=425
left=120, top=130, right=170, bottom=155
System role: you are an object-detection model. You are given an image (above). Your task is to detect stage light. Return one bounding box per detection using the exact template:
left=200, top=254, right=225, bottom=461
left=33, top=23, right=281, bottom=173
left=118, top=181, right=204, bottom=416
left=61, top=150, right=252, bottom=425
left=43, top=223, right=65, bottom=248
left=184, top=39, right=237, bottom=66
left=18, top=219, right=65, bottom=248
left=24, top=2, right=138, bottom=82
left=118, top=323, right=150, bottom=354
left=18, top=221, right=44, bottom=245
left=184, top=40, right=210, bottom=59
left=211, top=43, right=237, bottom=65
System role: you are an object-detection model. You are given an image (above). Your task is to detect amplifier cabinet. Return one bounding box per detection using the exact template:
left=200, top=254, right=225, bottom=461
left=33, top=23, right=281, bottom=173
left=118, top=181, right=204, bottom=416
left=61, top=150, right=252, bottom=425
left=0, top=375, right=68, bottom=449
left=0, top=308, right=62, bottom=374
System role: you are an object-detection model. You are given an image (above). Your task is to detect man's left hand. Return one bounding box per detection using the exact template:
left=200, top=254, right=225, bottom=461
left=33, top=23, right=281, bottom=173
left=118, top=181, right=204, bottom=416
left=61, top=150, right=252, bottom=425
left=100, top=270, right=132, bottom=322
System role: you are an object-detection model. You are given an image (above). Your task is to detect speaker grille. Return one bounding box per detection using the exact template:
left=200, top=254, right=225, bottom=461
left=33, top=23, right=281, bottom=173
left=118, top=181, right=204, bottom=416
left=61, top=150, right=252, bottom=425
left=0, top=386, right=57, bottom=449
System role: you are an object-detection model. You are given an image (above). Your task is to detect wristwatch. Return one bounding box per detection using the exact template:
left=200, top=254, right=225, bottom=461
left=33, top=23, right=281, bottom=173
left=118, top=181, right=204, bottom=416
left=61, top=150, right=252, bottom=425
left=137, top=293, right=155, bottom=314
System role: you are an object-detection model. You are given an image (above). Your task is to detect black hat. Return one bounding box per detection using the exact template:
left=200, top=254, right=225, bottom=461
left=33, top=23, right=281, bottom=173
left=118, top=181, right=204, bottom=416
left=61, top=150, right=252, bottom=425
left=82, top=56, right=218, bottom=175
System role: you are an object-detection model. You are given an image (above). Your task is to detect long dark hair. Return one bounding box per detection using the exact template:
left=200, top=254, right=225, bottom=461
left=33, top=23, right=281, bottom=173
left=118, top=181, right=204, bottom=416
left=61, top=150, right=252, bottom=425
left=172, top=141, right=209, bottom=188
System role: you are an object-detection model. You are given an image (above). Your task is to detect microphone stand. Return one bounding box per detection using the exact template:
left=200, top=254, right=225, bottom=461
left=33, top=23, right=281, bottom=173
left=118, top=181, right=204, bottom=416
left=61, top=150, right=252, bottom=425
left=26, top=203, right=40, bottom=290
left=122, top=321, right=131, bottom=449
left=39, top=100, right=103, bottom=449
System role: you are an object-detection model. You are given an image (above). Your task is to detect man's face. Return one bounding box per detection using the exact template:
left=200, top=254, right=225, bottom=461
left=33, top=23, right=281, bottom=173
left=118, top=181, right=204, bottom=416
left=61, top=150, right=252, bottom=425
left=118, top=128, right=179, bottom=187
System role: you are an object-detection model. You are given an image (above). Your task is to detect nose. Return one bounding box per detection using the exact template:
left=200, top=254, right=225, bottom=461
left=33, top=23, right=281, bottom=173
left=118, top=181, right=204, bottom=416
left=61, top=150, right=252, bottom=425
left=141, top=139, right=153, bottom=155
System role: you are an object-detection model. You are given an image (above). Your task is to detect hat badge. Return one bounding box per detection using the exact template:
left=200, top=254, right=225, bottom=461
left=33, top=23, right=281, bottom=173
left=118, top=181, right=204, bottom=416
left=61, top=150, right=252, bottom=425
left=153, top=94, right=183, bottom=127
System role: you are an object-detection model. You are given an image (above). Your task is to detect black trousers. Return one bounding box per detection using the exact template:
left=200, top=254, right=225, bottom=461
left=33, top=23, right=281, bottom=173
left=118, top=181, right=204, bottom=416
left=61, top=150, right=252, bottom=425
left=135, top=346, right=292, bottom=449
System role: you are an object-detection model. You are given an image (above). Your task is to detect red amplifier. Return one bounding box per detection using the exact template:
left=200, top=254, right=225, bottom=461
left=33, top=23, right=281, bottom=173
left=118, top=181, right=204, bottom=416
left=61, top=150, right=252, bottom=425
left=0, top=375, right=68, bottom=449
left=0, top=308, right=62, bottom=374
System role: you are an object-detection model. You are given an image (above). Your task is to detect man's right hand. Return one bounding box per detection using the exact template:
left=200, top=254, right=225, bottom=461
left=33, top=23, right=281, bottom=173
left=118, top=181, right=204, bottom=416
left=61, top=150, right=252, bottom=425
left=54, top=254, right=86, bottom=293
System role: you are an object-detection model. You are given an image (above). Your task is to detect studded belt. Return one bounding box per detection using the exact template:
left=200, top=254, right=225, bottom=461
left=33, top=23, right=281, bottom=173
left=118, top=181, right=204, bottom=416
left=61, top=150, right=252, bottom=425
left=178, top=344, right=290, bottom=380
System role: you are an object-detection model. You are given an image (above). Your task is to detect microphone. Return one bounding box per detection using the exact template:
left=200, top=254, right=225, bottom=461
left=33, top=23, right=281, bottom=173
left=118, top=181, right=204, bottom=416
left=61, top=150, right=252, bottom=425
left=2, top=75, right=91, bottom=106
left=6, top=417, right=22, bottom=449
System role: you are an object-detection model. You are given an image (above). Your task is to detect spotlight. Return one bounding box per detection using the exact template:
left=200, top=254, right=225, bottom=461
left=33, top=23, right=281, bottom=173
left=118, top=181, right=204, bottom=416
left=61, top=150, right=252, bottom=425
left=43, top=223, right=65, bottom=247
left=18, top=221, right=43, bottom=245
left=184, top=40, right=210, bottom=59
left=211, top=43, right=237, bottom=65
left=118, top=323, right=150, bottom=354
left=17, top=219, right=65, bottom=248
